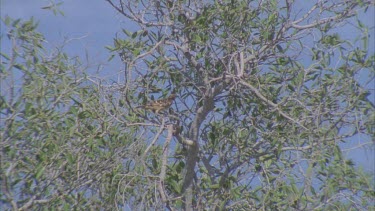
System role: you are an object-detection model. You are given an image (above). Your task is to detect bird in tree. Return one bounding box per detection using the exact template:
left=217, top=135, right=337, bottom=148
left=138, top=94, right=176, bottom=114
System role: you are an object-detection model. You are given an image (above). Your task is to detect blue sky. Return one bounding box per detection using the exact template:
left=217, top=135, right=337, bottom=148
left=1, top=0, right=374, bottom=172
left=1, top=0, right=124, bottom=73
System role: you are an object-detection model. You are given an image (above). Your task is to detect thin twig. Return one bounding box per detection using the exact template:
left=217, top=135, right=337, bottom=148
left=158, top=124, right=174, bottom=208
left=239, top=80, right=308, bottom=130
left=143, top=118, right=166, bottom=158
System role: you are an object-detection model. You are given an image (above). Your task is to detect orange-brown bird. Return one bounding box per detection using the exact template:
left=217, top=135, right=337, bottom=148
left=138, top=94, right=176, bottom=114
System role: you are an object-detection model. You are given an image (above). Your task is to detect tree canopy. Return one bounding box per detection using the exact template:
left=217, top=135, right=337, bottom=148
left=1, top=0, right=374, bottom=210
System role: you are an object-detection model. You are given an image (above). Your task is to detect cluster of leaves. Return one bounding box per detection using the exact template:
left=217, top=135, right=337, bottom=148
left=0, top=17, right=153, bottom=210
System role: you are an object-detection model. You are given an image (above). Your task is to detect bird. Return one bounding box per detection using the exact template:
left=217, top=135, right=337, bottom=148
left=138, top=94, right=176, bottom=114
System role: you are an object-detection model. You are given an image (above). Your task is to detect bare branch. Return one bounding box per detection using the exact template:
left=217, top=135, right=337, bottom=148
left=239, top=80, right=308, bottom=130
left=143, top=118, right=166, bottom=158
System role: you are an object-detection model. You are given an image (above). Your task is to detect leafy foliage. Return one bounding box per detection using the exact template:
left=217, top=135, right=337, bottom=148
left=1, top=17, right=142, bottom=210
left=1, top=0, right=374, bottom=210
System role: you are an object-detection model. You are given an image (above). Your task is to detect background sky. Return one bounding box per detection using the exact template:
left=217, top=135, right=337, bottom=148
left=1, top=0, right=374, bottom=173
left=1, top=0, right=124, bottom=75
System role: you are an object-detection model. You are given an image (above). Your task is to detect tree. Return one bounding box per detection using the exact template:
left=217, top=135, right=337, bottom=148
left=0, top=17, right=137, bottom=210
left=1, top=0, right=374, bottom=210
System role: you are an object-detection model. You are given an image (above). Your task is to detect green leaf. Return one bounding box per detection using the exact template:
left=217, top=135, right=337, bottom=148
left=35, top=165, right=45, bottom=179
